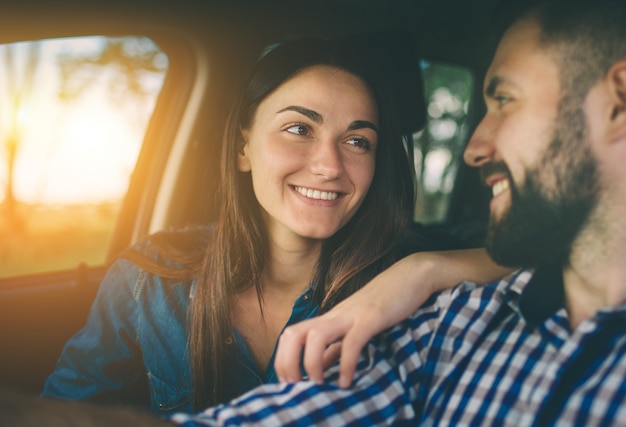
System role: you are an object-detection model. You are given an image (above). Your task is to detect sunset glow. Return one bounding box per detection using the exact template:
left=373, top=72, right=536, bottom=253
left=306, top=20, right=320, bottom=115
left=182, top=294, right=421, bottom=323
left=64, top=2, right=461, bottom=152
left=0, top=36, right=164, bottom=205
left=0, top=35, right=166, bottom=279
left=13, top=94, right=143, bottom=204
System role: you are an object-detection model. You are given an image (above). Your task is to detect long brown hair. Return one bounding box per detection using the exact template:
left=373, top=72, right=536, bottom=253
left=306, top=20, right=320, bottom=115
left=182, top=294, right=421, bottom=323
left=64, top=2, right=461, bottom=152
left=124, top=38, right=415, bottom=408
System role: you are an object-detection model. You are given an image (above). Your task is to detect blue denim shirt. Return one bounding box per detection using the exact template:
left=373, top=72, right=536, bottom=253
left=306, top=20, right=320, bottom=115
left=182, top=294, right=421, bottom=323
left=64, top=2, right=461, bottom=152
left=42, top=244, right=319, bottom=416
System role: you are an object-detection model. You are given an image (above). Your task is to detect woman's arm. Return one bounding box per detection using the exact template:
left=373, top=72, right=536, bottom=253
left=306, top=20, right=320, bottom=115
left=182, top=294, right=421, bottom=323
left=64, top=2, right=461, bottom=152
left=274, top=248, right=512, bottom=387
left=41, top=258, right=147, bottom=403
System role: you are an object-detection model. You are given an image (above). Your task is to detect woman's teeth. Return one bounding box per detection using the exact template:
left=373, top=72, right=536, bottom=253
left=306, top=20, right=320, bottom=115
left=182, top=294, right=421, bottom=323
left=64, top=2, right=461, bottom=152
left=294, top=186, right=339, bottom=201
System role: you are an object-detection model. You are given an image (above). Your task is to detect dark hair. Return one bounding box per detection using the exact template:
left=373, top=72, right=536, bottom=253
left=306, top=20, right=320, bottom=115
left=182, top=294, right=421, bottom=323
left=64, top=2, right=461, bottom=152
left=527, top=0, right=626, bottom=104
left=125, top=37, right=415, bottom=408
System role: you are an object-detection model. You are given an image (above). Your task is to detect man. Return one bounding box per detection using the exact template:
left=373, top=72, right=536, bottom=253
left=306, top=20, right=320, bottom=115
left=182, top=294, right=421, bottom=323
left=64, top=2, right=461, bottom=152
left=2, top=0, right=626, bottom=425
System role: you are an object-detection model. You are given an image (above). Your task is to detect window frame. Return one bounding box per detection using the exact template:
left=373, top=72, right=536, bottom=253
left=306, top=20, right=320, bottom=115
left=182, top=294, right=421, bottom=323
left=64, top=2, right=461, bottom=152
left=0, top=17, right=206, bottom=286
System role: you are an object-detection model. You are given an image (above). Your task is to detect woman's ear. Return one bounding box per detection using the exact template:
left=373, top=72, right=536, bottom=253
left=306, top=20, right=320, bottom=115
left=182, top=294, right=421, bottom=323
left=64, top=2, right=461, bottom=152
left=237, top=129, right=251, bottom=172
left=606, top=61, right=626, bottom=140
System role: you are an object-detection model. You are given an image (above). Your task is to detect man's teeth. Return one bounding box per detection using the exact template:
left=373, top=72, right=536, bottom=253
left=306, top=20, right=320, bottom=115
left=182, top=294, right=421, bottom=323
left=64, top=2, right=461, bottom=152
left=294, top=186, right=339, bottom=201
left=492, top=180, right=510, bottom=197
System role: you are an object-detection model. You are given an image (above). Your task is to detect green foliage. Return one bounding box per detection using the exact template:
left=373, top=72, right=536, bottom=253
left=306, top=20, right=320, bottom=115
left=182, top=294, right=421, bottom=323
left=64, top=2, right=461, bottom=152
left=413, top=61, right=474, bottom=223
left=57, top=37, right=168, bottom=103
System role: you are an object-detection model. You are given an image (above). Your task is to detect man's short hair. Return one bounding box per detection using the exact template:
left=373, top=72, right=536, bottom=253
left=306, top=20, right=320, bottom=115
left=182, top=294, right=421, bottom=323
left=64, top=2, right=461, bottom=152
left=532, top=0, right=626, bottom=103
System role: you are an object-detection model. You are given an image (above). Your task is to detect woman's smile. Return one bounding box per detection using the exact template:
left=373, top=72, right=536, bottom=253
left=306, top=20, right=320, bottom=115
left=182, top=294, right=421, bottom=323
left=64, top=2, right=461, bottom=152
left=292, top=185, right=341, bottom=202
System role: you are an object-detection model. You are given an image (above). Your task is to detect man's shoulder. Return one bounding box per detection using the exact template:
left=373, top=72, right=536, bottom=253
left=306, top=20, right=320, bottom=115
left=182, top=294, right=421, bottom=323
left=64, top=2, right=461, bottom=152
left=408, top=268, right=534, bottom=326
left=384, top=269, right=534, bottom=359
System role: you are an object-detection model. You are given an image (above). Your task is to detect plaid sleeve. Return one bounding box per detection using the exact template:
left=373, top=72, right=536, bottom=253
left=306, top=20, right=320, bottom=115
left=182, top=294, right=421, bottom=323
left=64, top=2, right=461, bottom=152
left=171, top=364, right=415, bottom=426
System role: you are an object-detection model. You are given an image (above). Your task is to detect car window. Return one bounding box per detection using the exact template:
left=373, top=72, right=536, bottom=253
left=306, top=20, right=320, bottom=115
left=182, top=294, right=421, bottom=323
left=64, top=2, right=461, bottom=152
left=412, top=60, right=474, bottom=224
left=0, top=36, right=168, bottom=279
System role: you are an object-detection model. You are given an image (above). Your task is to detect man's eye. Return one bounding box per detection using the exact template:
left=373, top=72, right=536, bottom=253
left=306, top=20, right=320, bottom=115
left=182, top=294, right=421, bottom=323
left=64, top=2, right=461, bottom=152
left=285, top=124, right=310, bottom=136
left=345, top=137, right=372, bottom=151
left=495, top=95, right=511, bottom=106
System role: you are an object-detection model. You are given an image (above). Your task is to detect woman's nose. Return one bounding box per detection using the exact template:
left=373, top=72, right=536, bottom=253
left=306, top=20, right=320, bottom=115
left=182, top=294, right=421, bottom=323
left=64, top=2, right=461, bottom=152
left=309, top=139, right=344, bottom=180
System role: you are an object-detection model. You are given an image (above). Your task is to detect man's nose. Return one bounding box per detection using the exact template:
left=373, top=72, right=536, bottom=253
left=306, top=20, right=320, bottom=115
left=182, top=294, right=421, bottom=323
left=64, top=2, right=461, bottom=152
left=463, top=119, right=495, bottom=168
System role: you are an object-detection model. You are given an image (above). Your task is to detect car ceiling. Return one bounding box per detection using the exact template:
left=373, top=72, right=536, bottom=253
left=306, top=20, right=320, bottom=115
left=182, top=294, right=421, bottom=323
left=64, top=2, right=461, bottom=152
left=1, top=0, right=533, bottom=74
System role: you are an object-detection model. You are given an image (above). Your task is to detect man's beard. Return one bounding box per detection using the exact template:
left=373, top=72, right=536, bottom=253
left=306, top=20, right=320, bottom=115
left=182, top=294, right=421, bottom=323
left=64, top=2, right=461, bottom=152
left=484, top=101, right=599, bottom=268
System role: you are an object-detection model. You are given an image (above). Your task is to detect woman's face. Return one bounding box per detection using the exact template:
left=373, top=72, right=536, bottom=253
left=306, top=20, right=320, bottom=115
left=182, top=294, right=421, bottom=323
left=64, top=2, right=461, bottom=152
left=238, top=65, right=378, bottom=243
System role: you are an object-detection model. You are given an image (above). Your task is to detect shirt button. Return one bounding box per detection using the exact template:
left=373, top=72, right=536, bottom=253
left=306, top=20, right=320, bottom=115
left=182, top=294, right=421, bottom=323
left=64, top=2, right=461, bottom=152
left=303, top=294, right=309, bottom=301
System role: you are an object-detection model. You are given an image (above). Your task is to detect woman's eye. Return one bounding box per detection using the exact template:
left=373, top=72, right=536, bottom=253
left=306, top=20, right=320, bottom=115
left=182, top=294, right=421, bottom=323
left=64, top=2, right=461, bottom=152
left=285, top=124, right=310, bottom=136
left=345, top=137, right=372, bottom=151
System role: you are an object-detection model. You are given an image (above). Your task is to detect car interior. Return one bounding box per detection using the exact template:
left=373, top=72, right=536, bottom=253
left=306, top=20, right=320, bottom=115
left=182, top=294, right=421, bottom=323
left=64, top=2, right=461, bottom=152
left=0, top=0, right=532, bottom=397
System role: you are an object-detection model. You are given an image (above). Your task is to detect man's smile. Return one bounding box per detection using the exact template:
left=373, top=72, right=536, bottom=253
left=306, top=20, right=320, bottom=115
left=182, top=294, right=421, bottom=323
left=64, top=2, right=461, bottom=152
left=492, top=178, right=510, bottom=197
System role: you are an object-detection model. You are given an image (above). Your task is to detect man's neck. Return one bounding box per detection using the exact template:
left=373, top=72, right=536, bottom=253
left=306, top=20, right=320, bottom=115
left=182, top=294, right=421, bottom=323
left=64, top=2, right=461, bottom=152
left=563, top=221, right=626, bottom=328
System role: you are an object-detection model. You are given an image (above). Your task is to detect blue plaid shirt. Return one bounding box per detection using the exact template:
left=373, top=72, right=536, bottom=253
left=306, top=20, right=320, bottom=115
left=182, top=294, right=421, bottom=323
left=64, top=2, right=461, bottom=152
left=172, top=267, right=626, bottom=426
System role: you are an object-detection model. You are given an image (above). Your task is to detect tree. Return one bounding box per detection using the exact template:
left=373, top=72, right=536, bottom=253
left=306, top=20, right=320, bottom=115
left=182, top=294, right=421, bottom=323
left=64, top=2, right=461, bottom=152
left=57, top=37, right=167, bottom=106
left=1, top=42, right=41, bottom=228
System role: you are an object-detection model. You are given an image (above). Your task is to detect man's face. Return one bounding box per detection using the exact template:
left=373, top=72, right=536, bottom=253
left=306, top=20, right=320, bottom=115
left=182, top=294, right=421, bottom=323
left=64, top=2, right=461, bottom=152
left=464, top=17, right=599, bottom=267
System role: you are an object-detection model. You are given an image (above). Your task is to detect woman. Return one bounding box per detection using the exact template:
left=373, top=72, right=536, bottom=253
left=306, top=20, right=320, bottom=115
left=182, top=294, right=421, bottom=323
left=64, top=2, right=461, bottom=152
left=42, top=37, right=508, bottom=415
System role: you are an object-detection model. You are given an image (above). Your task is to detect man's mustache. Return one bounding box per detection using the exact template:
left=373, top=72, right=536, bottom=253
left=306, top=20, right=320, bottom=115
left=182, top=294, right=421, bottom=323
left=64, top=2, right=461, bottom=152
left=479, top=162, right=512, bottom=185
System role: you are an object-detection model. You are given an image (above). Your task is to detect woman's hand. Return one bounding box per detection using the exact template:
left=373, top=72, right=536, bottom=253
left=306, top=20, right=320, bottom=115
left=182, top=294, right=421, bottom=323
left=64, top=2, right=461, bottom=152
left=274, top=249, right=511, bottom=388
left=275, top=252, right=433, bottom=388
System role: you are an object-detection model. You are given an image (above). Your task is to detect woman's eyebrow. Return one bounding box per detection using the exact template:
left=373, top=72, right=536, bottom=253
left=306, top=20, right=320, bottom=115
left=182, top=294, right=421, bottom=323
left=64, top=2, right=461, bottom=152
left=277, top=105, right=323, bottom=124
left=348, top=120, right=378, bottom=133
left=277, top=105, right=378, bottom=133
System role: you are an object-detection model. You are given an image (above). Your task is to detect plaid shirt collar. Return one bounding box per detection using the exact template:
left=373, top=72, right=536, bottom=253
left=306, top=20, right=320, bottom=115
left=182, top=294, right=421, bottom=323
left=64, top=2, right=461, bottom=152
left=501, top=266, right=626, bottom=327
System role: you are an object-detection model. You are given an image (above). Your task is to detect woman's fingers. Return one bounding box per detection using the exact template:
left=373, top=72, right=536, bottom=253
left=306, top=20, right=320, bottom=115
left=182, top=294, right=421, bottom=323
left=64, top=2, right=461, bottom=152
left=275, top=316, right=350, bottom=382
left=336, top=327, right=372, bottom=388
left=275, top=323, right=309, bottom=382
left=321, top=342, right=342, bottom=370
left=300, top=327, right=333, bottom=381
left=275, top=316, right=386, bottom=387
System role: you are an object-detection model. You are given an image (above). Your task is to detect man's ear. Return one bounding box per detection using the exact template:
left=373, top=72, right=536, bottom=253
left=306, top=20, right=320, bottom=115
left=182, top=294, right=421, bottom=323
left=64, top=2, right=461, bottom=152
left=606, top=60, right=626, bottom=140
left=237, top=129, right=251, bottom=172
